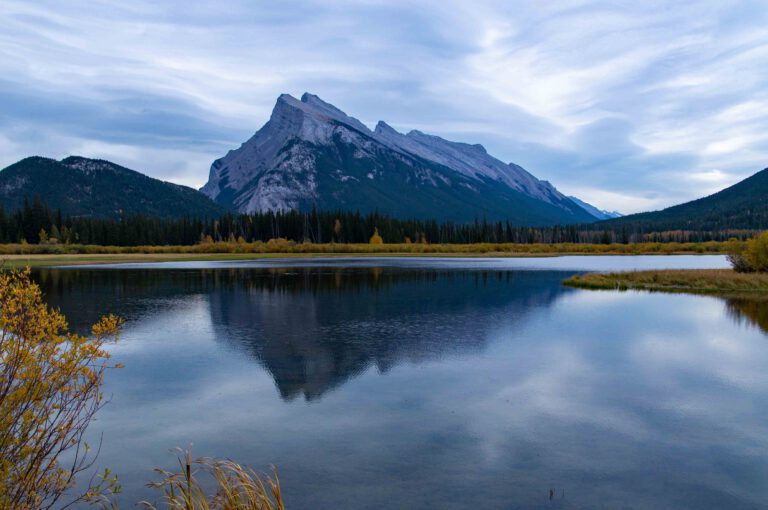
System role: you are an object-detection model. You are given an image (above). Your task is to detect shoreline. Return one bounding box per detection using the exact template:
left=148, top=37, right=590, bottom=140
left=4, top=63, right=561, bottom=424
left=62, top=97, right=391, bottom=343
left=0, top=241, right=733, bottom=268
left=0, top=250, right=729, bottom=268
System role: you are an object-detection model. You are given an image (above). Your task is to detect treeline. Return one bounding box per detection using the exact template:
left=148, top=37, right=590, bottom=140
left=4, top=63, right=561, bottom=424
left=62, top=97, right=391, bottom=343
left=1, top=198, right=758, bottom=247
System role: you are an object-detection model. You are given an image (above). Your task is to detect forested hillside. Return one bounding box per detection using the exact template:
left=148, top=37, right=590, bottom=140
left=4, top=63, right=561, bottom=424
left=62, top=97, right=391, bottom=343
left=0, top=156, right=226, bottom=219
left=598, top=168, right=768, bottom=231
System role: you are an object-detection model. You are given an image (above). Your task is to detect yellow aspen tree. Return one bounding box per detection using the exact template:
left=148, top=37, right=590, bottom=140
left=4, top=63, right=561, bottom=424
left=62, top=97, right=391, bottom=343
left=369, top=228, right=384, bottom=245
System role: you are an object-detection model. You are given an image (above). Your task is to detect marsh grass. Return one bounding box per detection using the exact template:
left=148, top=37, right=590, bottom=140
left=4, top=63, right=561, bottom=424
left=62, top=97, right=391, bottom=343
left=141, top=449, right=285, bottom=510
left=0, top=239, right=743, bottom=256
left=565, top=269, right=768, bottom=333
left=564, top=269, right=768, bottom=294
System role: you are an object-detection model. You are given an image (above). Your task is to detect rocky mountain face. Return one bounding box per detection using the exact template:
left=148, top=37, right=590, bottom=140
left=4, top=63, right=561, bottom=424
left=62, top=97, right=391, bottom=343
left=0, top=156, right=225, bottom=219
left=201, top=93, right=598, bottom=225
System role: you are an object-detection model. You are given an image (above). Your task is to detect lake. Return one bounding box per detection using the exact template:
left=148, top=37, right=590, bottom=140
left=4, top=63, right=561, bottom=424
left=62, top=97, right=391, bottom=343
left=34, top=255, right=768, bottom=509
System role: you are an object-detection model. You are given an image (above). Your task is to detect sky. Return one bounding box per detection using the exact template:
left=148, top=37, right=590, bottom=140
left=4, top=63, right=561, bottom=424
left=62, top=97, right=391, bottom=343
left=1, top=1, right=767, bottom=214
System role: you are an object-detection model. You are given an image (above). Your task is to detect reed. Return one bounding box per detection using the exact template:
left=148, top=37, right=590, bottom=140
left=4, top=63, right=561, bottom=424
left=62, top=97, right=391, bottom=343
left=141, top=449, right=285, bottom=510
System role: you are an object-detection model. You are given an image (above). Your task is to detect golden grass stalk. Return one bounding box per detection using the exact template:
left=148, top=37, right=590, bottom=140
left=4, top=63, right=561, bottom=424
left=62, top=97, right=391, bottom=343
left=141, top=449, right=285, bottom=510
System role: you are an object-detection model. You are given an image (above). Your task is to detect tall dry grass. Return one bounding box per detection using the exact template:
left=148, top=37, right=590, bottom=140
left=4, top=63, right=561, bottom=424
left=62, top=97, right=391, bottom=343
left=140, top=449, right=285, bottom=510
left=0, top=239, right=737, bottom=256
left=564, top=269, right=768, bottom=293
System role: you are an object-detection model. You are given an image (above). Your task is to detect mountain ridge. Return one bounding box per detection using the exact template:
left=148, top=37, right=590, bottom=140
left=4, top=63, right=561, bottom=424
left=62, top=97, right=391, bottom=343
left=598, top=167, right=768, bottom=231
left=0, top=156, right=225, bottom=219
left=201, top=92, right=597, bottom=225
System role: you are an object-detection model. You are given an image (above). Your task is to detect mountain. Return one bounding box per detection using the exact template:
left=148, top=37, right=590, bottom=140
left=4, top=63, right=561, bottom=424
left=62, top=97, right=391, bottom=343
left=0, top=156, right=225, bottom=219
left=599, top=167, right=768, bottom=231
left=568, top=196, right=622, bottom=220
left=201, top=93, right=596, bottom=225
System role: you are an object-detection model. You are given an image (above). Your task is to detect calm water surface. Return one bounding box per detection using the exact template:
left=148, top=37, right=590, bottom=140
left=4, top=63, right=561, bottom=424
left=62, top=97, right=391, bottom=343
left=34, top=256, right=768, bottom=509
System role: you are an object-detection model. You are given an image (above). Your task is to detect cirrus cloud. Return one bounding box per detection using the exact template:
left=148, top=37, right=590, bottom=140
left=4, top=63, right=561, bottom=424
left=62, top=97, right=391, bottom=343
left=1, top=0, right=767, bottom=212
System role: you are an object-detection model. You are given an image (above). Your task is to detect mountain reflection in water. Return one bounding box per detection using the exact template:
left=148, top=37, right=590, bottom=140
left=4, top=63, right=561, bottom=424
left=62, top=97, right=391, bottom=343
left=206, top=269, right=568, bottom=400
left=28, top=262, right=768, bottom=509
left=35, top=267, right=569, bottom=399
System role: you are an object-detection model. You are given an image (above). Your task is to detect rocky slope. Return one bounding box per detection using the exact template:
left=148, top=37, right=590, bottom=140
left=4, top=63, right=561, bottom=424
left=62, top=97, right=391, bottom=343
left=201, top=93, right=597, bottom=225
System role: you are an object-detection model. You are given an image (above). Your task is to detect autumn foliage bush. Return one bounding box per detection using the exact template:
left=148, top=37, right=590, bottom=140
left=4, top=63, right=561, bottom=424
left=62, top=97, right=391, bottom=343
left=0, top=268, right=122, bottom=509
left=728, top=232, right=768, bottom=272
left=368, top=228, right=384, bottom=245
left=0, top=270, right=283, bottom=510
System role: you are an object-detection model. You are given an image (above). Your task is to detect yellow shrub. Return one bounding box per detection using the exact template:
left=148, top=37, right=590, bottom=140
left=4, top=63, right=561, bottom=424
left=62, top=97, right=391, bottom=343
left=369, top=228, right=384, bottom=245
left=0, top=269, right=122, bottom=509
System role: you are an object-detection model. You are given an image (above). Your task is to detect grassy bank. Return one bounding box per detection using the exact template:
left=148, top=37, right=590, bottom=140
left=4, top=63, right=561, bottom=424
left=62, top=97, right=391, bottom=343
left=0, top=240, right=735, bottom=267
left=1, top=240, right=736, bottom=255
left=564, top=269, right=768, bottom=295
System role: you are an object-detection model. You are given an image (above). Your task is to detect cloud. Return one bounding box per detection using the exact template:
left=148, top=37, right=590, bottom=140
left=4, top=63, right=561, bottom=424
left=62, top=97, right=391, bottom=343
left=1, top=0, right=767, bottom=213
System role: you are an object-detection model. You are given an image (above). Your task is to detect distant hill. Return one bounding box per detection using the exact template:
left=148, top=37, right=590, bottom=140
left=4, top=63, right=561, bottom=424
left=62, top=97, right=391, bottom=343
left=0, top=156, right=226, bottom=219
left=201, top=92, right=596, bottom=226
left=599, top=167, right=768, bottom=231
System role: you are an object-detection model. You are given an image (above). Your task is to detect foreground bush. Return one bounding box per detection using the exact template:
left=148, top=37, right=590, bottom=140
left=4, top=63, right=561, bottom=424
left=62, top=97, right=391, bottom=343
left=729, top=232, right=768, bottom=272
left=0, top=269, right=284, bottom=510
left=0, top=269, right=121, bottom=509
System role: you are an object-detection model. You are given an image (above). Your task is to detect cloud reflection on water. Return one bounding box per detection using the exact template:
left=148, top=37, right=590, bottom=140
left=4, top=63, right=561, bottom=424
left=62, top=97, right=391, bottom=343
left=30, top=264, right=768, bottom=509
